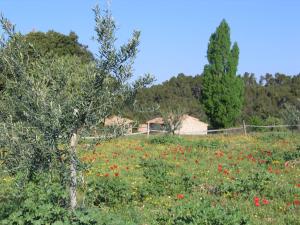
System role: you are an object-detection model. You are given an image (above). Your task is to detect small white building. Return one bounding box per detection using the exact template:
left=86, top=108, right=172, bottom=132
left=104, top=115, right=134, bottom=134
left=137, top=123, right=148, bottom=133
left=146, top=114, right=208, bottom=135
left=175, top=115, right=208, bottom=135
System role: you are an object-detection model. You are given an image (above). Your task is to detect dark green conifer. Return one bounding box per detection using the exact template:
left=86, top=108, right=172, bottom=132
left=202, top=20, right=244, bottom=128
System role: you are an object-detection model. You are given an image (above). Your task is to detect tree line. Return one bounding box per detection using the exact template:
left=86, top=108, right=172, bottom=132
left=132, top=71, right=300, bottom=128
left=1, top=19, right=298, bottom=130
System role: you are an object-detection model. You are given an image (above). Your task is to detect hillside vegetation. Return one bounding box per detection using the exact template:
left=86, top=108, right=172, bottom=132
left=131, top=72, right=300, bottom=127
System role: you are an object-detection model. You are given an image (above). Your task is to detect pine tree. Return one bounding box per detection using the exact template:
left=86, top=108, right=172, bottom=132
left=202, top=20, right=244, bottom=128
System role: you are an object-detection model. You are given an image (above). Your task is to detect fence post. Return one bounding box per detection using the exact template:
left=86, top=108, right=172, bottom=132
left=243, top=120, right=247, bottom=135
left=147, top=122, right=150, bottom=138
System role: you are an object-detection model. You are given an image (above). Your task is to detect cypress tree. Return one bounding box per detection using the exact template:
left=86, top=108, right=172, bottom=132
left=202, top=20, right=244, bottom=128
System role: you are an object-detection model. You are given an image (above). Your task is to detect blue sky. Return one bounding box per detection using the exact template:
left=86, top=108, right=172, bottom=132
left=0, top=0, right=299, bottom=83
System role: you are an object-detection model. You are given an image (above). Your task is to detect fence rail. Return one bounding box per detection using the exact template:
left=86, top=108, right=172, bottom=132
left=81, top=123, right=300, bottom=139
left=246, top=124, right=300, bottom=128
left=2, top=123, right=299, bottom=140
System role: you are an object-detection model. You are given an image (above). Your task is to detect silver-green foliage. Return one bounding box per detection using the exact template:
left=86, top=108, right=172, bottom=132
left=281, top=103, right=300, bottom=128
left=0, top=6, right=152, bottom=207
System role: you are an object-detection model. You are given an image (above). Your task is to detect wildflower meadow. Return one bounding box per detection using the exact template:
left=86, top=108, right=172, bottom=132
left=73, top=132, right=299, bottom=224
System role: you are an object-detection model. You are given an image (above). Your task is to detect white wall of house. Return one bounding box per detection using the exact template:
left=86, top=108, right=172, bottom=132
left=175, top=115, right=208, bottom=135
left=137, top=124, right=148, bottom=133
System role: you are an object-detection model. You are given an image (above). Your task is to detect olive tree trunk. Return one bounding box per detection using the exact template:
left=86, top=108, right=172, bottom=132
left=70, top=131, right=78, bottom=210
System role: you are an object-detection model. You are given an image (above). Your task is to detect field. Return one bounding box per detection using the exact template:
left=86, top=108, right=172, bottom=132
left=1, top=132, right=299, bottom=224
left=75, top=132, right=300, bottom=224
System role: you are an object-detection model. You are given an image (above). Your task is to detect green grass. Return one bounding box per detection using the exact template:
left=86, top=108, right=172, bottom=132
left=77, top=132, right=300, bottom=224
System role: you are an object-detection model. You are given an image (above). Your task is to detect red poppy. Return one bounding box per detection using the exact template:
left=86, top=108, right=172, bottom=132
left=215, top=151, right=224, bottom=157
left=253, top=196, right=261, bottom=206
left=218, top=164, right=222, bottom=172
left=177, top=194, right=184, bottom=199
left=114, top=172, right=119, bottom=177
left=274, top=169, right=280, bottom=175
left=268, top=166, right=273, bottom=173
left=223, top=169, right=229, bottom=175
left=104, top=173, right=109, bottom=177
left=296, top=184, right=300, bottom=188
left=262, top=199, right=269, bottom=205
left=294, top=200, right=300, bottom=206
left=110, top=164, right=118, bottom=170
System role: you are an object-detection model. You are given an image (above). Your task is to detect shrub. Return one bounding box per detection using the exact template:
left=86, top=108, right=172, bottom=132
left=283, top=146, right=300, bottom=161
left=0, top=173, right=70, bottom=224
left=265, top=116, right=285, bottom=131
left=156, top=198, right=248, bottom=225
left=149, top=135, right=185, bottom=145
left=86, top=176, right=133, bottom=207
left=139, top=158, right=174, bottom=197
left=257, top=132, right=290, bottom=142
left=190, top=139, right=225, bottom=149
left=219, top=171, right=275, bottom=197
left=248, top=115, right=265, bottom=131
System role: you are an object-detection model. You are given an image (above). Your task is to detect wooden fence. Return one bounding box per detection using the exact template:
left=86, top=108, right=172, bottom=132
left=82, top=123, right=300, bottom=139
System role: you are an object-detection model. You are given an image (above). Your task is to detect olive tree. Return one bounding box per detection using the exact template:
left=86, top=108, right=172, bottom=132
left=0, top=6, right=152, bottom=210
left=161, top=105, right=186, bottom=135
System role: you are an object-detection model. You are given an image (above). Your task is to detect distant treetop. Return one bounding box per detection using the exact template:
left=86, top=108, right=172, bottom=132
left=23, top=30, right=94, bottom=63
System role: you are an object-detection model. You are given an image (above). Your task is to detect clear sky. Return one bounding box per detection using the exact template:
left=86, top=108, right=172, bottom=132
left=0, top=0, right=299, bottom=83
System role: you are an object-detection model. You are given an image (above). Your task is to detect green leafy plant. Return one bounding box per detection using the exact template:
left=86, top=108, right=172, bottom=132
left=0, top=173, right=70, bottom=224
left=86, top=177, right=133, bottom=207
left=283, top=146, right=300, bottom=161
left=156, top=198, right=248, bottom=225
left=149, top=135, right=185, bottom=145
left=139, top=158, right=174, bottom=197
